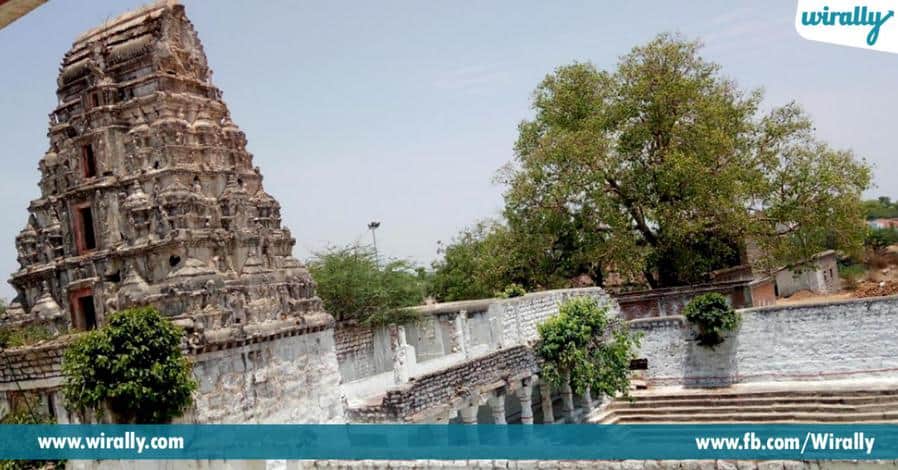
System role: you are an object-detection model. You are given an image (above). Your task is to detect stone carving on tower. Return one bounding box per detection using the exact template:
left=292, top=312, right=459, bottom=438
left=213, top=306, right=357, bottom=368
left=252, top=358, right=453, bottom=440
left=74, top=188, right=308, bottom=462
left=4, top=1, right=328, bottom=350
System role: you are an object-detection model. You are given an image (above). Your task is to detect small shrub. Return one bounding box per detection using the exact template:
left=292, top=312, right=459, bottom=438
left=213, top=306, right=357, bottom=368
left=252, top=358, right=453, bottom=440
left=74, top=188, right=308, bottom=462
left=683, top=293, right=740, bottom=347
left=308, top=245, right=427, bottom=325
left=536, top=297, right=641, bottom=397
left=0, top=324, right=53, bottom=348
left=62, top=307, right=196, bottom=423
left=362, top=308, right=422, bottom=328
left=839, top=263, right=866, bottom=290
left=496, top=283, right=527, bottom=299
left=865, top=227, right=898, bottom=251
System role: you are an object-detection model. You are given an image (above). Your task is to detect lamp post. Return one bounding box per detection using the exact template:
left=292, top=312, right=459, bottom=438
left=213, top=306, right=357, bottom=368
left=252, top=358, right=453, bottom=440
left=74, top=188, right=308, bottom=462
left=368, top=221, right=380, bottom=260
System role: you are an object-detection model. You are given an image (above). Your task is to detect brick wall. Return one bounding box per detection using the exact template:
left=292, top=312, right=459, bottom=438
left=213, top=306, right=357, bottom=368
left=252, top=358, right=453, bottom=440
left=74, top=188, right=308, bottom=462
left=334, top=323, right=377, bottom=381
left=0, top=337, right=71, bottom=385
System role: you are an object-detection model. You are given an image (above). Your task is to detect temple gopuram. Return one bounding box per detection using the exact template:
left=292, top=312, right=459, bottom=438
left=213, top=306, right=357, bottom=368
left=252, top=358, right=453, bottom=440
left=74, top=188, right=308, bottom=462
left=4, top=0, right=329, bottom=352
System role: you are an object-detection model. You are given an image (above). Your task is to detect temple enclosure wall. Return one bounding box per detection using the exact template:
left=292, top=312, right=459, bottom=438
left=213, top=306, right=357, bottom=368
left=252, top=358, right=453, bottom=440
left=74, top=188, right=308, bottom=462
left=188, top=328, right=344, bottom=423
left=0, top=328, right=346, bottom=424
left=632, top=296, right=898, bottom=387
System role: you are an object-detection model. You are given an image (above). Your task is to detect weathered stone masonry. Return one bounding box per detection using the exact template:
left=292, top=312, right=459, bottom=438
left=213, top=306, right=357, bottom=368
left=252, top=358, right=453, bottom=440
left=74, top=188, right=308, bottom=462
left=347, top=345, right=539, bottom=423
left=0, top=1, right=344, bottom=424
left=339, top=288, right=619, bottom=423
left=632, top=296, right=898, bottom=387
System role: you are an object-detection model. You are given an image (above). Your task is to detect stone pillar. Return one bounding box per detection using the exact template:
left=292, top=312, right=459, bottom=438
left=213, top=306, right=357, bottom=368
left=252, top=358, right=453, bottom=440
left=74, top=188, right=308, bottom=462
left=459, top=403, right=479, bottom=425
left=389, top=324, right=410, bottom=385
left=452, top=311, right=469, bottom=359
left=561, top=375, right=575, bottom=423
left=539, top=381, right=555, bottom=424
left=582, top=386, right=594, bottom=415
left=518, top=378, right=534, bottom=424
left=488, top=389, right=507, bottom=424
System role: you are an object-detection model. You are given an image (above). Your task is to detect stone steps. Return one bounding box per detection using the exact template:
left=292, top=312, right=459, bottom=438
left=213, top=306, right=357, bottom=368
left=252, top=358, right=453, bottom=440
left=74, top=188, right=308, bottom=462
left=611, top=395, right=898, bottom=409
left=624, top=388, right=898, bottom=401
left=595, top=385, right=898, bottom=424
left=609, top=401, right=898, bottom=416
left=599, top=410, right=898, bottom=424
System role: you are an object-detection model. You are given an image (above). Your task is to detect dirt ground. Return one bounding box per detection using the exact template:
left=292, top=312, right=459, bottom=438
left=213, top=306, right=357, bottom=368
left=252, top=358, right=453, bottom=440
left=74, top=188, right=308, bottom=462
left=776, top=289, right=854, bottom=305
left=776, top=246, right=898, bottom=305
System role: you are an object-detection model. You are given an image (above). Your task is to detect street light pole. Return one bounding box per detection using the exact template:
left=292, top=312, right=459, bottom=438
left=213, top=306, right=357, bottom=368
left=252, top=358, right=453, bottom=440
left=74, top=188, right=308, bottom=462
left=368, top=221, right=381, bottom=260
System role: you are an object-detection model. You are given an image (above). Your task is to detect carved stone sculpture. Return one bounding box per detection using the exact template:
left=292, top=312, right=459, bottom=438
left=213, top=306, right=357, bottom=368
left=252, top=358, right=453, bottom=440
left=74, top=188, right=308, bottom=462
left=6, top=1, right=328, bottom=349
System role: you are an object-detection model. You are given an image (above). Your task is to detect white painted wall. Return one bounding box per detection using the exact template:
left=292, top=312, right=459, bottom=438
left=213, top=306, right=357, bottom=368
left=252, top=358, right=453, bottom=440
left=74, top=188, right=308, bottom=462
left=634, top=297, right=898, bottom=387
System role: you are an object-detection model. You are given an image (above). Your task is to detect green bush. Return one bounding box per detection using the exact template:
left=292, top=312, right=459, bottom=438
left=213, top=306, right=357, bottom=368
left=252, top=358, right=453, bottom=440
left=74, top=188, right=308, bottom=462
left=536, top=297, right=641, bottom=397
left=0, top=324, right=53, bottom=348
left=865, top=227, right=898, bottom=251
left=61, top=307, right=196, bottom=423
left=496, top=283, right=527, bottom=299
left=839, top=263, right=866, bottom=290
left=308, top=245, right=426, bottom=326
left=683, top=293, right=740, bottom=347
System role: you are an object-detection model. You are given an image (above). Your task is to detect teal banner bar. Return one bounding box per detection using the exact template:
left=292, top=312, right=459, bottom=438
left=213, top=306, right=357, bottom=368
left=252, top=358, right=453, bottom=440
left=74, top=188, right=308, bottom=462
left=1, top=424, right=896, bottom=460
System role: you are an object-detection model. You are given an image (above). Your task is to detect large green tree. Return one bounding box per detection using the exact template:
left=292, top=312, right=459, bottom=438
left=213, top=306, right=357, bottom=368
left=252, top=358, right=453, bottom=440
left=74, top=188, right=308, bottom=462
left=501, top=34, right=871, bottom=287
left=429, top=221, right=518, bottom=301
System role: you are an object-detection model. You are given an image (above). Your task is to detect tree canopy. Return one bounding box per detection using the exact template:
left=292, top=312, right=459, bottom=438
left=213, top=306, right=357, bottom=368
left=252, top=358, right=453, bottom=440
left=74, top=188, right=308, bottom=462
left=432, top=33, right=871, bottom=298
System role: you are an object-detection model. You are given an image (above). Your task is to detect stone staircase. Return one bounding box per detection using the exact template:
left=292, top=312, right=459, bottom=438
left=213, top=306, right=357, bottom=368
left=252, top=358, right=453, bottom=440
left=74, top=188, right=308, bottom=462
left=593, top=383, right=898, bottom=424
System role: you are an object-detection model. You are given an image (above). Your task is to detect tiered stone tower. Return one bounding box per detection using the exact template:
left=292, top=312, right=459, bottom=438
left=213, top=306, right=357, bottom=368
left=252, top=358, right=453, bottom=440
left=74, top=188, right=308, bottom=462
left=5, top=1, right=329, bottom=351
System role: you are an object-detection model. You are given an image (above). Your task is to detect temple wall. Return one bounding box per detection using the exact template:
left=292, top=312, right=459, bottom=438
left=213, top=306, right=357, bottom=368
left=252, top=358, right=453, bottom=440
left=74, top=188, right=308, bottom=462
left=632, top=296, right=898, bottom=387
left=0, top=328, right=346, bottom=424
left=189, top=328, right=345, bottom=424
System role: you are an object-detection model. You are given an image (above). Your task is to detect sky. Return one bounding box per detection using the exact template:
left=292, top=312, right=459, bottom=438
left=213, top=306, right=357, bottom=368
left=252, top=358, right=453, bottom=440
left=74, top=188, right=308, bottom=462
left=0, top=1, right=896, bottom=299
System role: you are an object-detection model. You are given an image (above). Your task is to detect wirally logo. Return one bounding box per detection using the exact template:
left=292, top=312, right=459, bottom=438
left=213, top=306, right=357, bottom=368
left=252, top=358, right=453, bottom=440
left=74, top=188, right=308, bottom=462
left=795, top=0, right=898, bottom=53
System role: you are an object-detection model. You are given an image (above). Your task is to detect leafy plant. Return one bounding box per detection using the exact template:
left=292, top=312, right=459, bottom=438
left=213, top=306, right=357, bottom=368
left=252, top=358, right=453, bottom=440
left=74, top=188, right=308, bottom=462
left=865, top=227, right=898, bottom=251
left=61, top=307, right=196, bottom=423
left=0, top=324, right=54, bottom=348
left=536, top=297, right=641, bottom=398
left=496, top=283, right=527, bottom=299
left=308, top=244, right=426, bottom=326
left=683, top=293, right=740, bottom=347
left=839, top=262, right=866, bottom=290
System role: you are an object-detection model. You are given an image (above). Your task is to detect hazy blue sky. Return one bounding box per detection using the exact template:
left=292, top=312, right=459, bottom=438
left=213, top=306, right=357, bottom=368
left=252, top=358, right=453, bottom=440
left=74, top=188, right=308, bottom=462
left=0, top=1, right=896, bottom=298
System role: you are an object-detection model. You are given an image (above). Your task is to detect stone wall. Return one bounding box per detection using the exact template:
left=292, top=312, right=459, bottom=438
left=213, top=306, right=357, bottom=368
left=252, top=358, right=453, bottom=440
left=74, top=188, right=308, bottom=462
left=334, top=324, right=377, bottom=382
left=0, top=337, right=69, bottom=387
left=0, top=326, right=346, bottom=424
left=347, top=345, right=538, bottom=423
left=615, top=279, right=776, bottom=320
left=633, top=296, right=898, bottom=387
left=189, top=328, right=345, bottom=423
left=337, top=288, right=616, bottom=389
left=493, top=288, right=619, bottom=348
